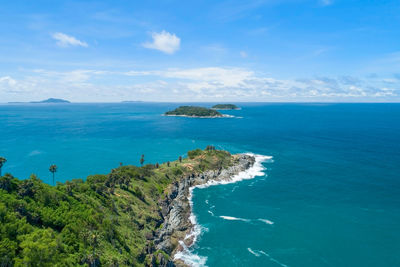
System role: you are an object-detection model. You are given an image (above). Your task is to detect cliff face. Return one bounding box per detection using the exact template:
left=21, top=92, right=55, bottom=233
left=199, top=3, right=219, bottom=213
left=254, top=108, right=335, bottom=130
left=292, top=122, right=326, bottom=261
left=154, top=154, right=255, bottom=266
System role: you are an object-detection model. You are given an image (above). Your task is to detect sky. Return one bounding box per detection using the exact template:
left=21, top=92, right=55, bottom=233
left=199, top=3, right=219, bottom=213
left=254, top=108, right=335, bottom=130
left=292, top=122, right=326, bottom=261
left=0, top=0, right=399, bottom=102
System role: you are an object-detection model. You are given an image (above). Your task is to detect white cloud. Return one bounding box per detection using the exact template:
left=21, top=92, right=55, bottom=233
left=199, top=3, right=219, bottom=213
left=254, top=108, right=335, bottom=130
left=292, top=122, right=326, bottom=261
left=1, top=68, right=399, bottom=102
left=122, top=67, right=399, bottom=100
left=142, top=31, right=180, bottom=54
left=52, top=32, right=88, bottom=47
left=240, top=51, right=248, bottom=58
left=0, top=76, right=17, bottom=86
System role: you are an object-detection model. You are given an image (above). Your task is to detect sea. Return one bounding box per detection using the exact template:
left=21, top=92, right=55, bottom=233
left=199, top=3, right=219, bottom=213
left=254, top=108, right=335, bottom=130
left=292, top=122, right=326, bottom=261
left=1, top=102, right=399, bottom=266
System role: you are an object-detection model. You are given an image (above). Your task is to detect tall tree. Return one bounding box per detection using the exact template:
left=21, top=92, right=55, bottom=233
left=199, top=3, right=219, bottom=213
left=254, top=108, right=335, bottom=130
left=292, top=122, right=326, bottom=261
left=179, top=156, right=182, bottom=163
left=0, top=157, right=6, bottom=176
left=140, top=155, right=145, bottom=166
left=49, top=164, right=57, bottom=185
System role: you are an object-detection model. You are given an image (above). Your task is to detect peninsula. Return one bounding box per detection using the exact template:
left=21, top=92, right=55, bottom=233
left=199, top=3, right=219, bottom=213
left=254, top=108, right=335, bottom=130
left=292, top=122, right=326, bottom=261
left=164, top=106, right=223, bottom=118
left=0, top=148, right=255, bottom=266
left=212, top=104, right=239, bottom=110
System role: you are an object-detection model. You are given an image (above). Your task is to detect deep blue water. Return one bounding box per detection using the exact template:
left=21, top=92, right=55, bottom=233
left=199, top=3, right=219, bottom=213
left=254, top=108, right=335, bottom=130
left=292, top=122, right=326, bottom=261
left=1, top=103, right=399, bottom=266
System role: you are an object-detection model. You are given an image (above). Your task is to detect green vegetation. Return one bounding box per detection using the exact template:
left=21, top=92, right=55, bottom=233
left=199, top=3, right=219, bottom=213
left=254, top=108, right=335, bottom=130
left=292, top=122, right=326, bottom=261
left=0, top=148, right=235, bottom=266
left=49, top=165, right=57, bottom=186
left=211, top=104, right=239, bottom=110
left=164, top=106, right=223, bottom=117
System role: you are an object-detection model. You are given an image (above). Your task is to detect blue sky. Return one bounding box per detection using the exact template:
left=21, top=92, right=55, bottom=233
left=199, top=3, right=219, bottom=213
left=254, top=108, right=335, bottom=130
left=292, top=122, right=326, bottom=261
left=0, top=0, right=399, bottom=102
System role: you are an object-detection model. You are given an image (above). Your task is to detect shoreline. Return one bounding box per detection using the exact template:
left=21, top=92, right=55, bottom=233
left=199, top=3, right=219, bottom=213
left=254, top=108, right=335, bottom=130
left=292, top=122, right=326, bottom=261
left=162, top=114, right=234, bottom=118
left=211, top=108, right=241, bottom=110
left=154, top=153, right=271, bottom=266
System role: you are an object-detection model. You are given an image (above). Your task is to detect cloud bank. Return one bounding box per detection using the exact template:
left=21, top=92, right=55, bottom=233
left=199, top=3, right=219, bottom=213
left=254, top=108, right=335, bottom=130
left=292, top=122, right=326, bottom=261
left=1, top=67, right=398, bottom=102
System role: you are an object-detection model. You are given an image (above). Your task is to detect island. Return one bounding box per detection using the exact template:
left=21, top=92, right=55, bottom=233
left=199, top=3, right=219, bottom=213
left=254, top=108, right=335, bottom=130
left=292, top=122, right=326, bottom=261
left=211, top=104, right=240, bottom=110
left=0, top=148, right=255, bottom=266
left=8, top=98, right=71, bottom=104
left=32, top=98, right=71, bottom=103
left=164, top=105, right=224, bottom=117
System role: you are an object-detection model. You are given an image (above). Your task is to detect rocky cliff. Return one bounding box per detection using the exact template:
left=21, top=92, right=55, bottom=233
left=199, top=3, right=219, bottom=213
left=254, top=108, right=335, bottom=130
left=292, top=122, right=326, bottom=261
left=154, top=154, right=255, bottom=266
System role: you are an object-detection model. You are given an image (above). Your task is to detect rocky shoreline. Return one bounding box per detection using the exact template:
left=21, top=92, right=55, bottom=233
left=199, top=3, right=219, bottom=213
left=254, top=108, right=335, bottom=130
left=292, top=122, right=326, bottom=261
left=153, top=154, right=256, bottom=266
left=162, top=114, right=233, bottom=118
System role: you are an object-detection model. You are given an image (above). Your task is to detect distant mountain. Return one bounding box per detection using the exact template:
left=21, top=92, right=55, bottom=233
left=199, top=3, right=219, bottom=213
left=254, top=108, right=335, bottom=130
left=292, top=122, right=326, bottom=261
left=31, top=98, right=70, bottom=103
left=8, top=98, right=71, bottom=104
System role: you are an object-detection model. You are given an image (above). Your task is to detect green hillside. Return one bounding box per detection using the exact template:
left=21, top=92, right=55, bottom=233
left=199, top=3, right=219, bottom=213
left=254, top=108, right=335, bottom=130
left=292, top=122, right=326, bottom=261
left=0, top=148, right=233, bottom=266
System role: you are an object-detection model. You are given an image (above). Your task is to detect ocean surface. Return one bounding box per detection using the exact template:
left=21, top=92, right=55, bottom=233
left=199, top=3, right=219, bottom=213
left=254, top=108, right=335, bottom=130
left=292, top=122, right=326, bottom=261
left=1, top=102, right=399, bottom=266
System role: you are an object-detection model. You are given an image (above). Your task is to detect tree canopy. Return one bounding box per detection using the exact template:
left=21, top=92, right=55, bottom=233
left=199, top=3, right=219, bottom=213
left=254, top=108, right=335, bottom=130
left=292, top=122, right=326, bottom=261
left=165, top=106, right=223, bottom=117
left=0, top=148, right=234, bottom=266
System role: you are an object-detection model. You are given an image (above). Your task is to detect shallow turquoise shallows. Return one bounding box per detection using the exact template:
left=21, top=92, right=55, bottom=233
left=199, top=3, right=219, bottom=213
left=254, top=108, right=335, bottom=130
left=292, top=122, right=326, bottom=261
left=1, top=103, right=399, bottom=266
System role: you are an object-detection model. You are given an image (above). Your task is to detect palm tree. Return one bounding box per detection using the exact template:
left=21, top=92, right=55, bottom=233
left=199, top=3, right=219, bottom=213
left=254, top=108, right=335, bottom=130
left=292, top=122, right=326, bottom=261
left=49, top=164, right=57, bottom=185
left=140, top=155, right=145, bottom=166
left=0, top=157, right=6, bottom=177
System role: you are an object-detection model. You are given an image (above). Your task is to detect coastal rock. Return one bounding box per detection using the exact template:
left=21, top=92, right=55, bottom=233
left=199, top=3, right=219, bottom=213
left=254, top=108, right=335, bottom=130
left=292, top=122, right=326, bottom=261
left=154, top=154, right=255, bottom=265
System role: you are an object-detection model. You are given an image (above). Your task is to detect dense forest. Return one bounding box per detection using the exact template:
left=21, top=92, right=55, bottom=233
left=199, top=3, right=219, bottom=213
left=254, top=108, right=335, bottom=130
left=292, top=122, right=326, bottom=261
left=164, top=106, right=222, bottom=117
left=0, top=148, right=233, bottom=266
left=211, top=104, right=239, bottom=110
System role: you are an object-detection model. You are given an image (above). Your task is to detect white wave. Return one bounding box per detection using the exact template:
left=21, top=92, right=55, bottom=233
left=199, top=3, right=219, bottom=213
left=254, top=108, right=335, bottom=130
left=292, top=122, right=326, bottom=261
left=207, top=210, right=214, bottom=216
left=205, top=199, right=209, bottom=204
left=28, top=150, right=42, bottom=156
left=173, top=153, right=272, bottom=267
left=219, top=216, right=250, bottom=222
left=248, top=248, right=261, bottom=257
left=195, top=154, right=272, bottom=189
left=174, top=241, right=208, bottom=267
left=174, top=201, right=208, bottom=267
left=258, top=218, right=274, bottom=225
left=258, top=250, right=289, bottom=267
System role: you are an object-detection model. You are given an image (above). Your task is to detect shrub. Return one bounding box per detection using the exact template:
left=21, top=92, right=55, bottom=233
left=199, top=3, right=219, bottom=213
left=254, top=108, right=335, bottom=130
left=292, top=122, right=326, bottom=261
left=188, top=149, right=202, bottom=159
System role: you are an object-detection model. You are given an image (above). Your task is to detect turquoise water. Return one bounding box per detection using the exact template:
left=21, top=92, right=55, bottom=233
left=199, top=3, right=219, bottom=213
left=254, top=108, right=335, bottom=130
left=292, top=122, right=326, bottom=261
left=1, top=103, right=400, bottom=266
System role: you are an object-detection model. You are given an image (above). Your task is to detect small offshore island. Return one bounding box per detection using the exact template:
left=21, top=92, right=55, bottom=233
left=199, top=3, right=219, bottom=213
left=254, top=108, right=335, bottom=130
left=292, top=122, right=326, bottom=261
left=211, top=104, right=240, bottom=110
left=0, top=147, right=255, bottom=266
left=165, top=106, right=225, bottom=118
left=8, top=98, right=71, bottom=104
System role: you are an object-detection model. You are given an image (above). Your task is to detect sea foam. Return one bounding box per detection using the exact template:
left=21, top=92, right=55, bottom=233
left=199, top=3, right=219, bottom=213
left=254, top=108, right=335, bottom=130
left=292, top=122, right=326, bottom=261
left=258, top=218, right=275, bottom=225
left=219, top=216, right=250, bottom=222
left=173, top=153, right=272, bottom=267
left=248, top=248, right=289, bottom=267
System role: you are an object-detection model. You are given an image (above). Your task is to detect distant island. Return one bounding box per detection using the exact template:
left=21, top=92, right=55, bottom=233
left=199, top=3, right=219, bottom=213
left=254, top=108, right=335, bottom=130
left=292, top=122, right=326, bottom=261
left=31, top=98, right=70, bottom=103
left=164, top=105, right=225, bottom=117
left=8, top=98, right=70, bottom=104
left=212, top=104, right=240, bottom=110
